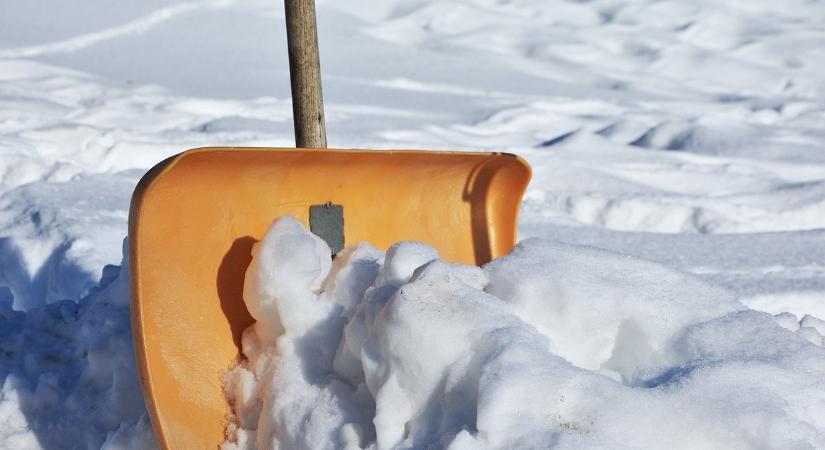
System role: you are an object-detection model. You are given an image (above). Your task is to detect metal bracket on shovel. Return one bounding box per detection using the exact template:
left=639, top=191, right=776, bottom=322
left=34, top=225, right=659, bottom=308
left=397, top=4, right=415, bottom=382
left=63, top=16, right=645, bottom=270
left=309, top=202, right=344, bottom=255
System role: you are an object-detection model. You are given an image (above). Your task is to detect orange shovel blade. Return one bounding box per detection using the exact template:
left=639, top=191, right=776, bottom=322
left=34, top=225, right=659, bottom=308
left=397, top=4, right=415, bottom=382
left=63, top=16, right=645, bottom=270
left=129, top=147, right=531, bottom=448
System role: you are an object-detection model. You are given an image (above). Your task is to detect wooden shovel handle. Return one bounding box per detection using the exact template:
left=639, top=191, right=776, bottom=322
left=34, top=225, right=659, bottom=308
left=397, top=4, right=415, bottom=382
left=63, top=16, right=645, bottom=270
left=285, top=0, right=327, bottom=148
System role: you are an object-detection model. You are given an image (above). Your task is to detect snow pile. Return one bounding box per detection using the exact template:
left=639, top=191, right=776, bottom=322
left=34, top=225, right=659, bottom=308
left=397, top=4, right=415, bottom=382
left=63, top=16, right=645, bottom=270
left=0, top=171, right=140, bottom=311
left=0, top=169, right=155, bottom=448
left=0, top=240, right=155, bottom=449
left=223, top=217, right=825, bottom=449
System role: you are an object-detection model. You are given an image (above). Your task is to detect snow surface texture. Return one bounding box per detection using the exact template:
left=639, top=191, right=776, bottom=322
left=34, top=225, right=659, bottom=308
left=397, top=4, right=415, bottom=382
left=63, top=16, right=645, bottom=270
left=0, top=0, right=824, bottom=447
left=223, top=217, right=825, bottom=449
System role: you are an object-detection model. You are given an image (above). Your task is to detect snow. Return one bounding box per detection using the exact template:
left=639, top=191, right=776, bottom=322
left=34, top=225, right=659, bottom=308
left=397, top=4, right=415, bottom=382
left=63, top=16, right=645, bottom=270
left=224, top=217, right=825, bottom=449
left=0, top=0, right=823, bottom=447
left=0, top=241, right=150, bottom=449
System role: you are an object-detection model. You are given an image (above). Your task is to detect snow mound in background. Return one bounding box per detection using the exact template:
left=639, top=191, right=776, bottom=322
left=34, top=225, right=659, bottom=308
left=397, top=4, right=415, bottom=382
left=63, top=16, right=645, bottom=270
left=223, top=217, right=825, bottom=450
left=0, top=171, right=139, bottom=311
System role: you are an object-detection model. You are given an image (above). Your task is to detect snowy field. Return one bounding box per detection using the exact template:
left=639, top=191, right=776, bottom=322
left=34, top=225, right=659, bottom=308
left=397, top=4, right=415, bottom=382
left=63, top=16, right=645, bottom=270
left=0, top=0, right=824, bottom=448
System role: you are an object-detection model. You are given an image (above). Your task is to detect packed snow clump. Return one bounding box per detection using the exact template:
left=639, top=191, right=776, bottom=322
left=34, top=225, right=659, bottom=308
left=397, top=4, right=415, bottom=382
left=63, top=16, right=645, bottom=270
left=223, top=217, right=825, bottom=450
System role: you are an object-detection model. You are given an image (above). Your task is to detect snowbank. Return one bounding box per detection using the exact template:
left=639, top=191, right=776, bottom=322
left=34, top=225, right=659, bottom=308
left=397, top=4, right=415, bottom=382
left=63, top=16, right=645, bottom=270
left=223, top=217, right=825, bottom=449
left=0, top=240, right=155, bottom=449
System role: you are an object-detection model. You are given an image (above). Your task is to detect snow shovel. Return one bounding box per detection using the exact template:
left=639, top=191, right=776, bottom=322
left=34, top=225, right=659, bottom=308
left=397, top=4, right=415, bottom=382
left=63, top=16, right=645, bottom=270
left=128, top=1, right=531, bottom=448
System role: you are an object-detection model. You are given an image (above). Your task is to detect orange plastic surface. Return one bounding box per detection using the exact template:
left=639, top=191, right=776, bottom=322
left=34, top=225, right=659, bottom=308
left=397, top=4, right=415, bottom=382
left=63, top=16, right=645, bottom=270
left=128, top=147, right=531, bottom=449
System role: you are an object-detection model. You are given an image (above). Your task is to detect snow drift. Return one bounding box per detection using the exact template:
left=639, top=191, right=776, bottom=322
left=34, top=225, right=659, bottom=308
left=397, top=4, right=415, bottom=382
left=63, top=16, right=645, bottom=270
left=223, top=217, right=825, bottom=450
left=0, top=240, right=154, bottom=449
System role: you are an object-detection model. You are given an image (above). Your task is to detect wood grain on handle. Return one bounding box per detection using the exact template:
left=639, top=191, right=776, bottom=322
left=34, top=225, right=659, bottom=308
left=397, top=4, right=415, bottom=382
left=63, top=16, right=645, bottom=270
left=285, top=0, right=327, bottom=148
